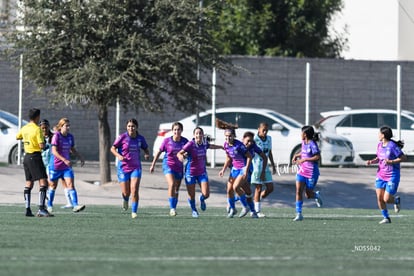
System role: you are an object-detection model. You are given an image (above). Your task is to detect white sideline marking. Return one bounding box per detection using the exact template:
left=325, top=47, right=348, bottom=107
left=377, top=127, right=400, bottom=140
left=6, top=255, right=414, bottom=263
left=0, top=209, right=410, bottom=219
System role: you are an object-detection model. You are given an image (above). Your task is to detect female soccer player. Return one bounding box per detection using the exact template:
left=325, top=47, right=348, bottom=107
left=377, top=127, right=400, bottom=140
left=47, top=118, right=86, bottom=213
left=291, top=125, right=323, bottom=221
left=40, top=119, right=73, bottom=211
left=111, top=118, right=150, bottom=219
left=252, top=122, right=276, bottom=217
left=240, top=131, right=267, bottom=218
left=150, top=122, right=188, bottom=216
left=177, top=127, right=223, bottom=218
left=366, top=126, right=406, bottom=224
left=219, top=128, right=254, bottom=218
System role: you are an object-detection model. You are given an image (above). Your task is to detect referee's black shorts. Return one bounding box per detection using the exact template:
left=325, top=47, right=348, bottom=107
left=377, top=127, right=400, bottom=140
left=23, top=152, right=48, bottom=182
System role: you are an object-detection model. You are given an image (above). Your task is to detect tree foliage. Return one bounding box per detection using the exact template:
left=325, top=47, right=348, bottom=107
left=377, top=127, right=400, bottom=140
left=5, top=0, right=231, bottom=183
left=7, top=0, right=229, bottom=112
left=207, top=0, right=346, bottom=57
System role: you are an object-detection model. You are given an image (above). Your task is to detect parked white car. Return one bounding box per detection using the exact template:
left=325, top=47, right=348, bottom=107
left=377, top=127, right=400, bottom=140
left=153, top=107, right=354, bottom=166
left=0, top=110, right=27, bottom=164
left=315, top=108, right=414, bottom=165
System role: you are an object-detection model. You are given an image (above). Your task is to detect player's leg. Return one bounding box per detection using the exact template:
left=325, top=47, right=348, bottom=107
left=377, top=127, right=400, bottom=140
left=47, top=179, right=58, bottom=213
left=199, top=178, right=210, bottom=212
left=130, top=176, right=140, bottom=218
left=293, top=175, right=305, bottom=221
left=186, top=182, right=198, bottom=218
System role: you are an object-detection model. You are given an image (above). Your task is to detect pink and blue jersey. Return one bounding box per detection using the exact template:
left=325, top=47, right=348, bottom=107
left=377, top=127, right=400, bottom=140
left=182, top=139, right=209, bottom=176
left=376, top=141, right=403, bottom=182
left=113, top=132, right=148, bottom=173
left=49, top=132, right=75, bottom=171
left=297, top=140, right=320, bottom=179
left=159, top=136, right=189, bottom=173
left=224, top=139, right=248, bottom=169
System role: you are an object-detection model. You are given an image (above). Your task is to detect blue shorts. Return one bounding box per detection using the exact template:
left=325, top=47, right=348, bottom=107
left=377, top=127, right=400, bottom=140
left=296, top=174, right=318, bottom=190
left=185, top=173, right=208, bottom=185
left=229, top=168, right=246, bottom=179
left=162, top=164, right=183, bottom=180
left=49, top=167, right=74, bottom=181
left=375, top=178, right=399, bottom=195
left=117, top=168, right=142, bottom=182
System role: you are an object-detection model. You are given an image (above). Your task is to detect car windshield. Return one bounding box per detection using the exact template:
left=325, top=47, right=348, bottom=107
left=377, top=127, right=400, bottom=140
left=0, top=111, right=27, bottom=126
left=404, top=111, right=414, bottom=118
left=267, top=111, right=302, bottom=128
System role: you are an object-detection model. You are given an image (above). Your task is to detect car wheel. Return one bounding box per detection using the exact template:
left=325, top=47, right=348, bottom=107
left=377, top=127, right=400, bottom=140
left=290, top=145, right=302, bottom=165
left=9, top=145, right=23, bottom=165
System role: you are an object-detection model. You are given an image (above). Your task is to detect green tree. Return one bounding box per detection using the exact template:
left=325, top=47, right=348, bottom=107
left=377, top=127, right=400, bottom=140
left=208, top=0, right=346, bottom=57
left=6, top=0, right=230, bottom=184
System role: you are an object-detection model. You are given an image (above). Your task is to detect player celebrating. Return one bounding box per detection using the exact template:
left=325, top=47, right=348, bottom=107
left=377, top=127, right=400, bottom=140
left=366, top=126, right=406, bottom=224
left=218, top=121, right=254, bottom=218
left=177, top=127, right=223, bottom=218
left=111, top=118, right=150, bottom=219
left=241, top=131, right=266, bottom=218
left=291, top=125, right=323, bottom=221
left=150, top=122, right=188, bottom=216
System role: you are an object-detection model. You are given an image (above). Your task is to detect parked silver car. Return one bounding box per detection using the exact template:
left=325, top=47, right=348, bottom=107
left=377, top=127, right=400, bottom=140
left=153, top=107, right=354, bottom=166
left=0, top=110, right=27, bottom=164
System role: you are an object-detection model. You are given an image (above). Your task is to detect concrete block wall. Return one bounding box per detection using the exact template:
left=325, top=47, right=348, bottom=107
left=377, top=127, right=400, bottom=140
left=1, top=56, right=414, bottom=160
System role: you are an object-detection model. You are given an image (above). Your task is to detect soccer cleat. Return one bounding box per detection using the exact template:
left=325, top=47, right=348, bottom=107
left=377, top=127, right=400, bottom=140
left=192, top=210, right=199, bottom=218
left=239, top=207, right=249, bottom=218
left=199, top=195, right=206, bottom=211
left=379, top=217, right=391, bottom=224
left=47, top=206, right=53, bottom=214
left=227, top=208, right=235, bottom=218
left=122, top=200, right=128, bottom=211
left=131, top=212, right=138, bottom=219
left=61, top=204, right=73, bottom=209
left=394, top=196, right=401, bottom=213
left=25, top=208, right=34, bottom=217
left=293, top=213, right=303, bottom=221
left=315, top=191, right=323, bottom=208
left=73, top=205, right=86, bottom=213
left=36, top=208, right=53, bottom=217
left=169, top=208, right=177, bottom=217
left=250, top=211, right=259, bottom=219
left=256, top=212, right=266, bottom=218
left=226, top=205, right=237, bottom=215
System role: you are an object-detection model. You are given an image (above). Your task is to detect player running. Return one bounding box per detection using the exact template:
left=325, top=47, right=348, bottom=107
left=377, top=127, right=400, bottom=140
left=291, top=125, right=323, bottom=221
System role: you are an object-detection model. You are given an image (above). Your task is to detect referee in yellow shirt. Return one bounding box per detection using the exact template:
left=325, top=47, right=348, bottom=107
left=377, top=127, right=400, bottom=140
left=16, top=108, right=52, bottom=217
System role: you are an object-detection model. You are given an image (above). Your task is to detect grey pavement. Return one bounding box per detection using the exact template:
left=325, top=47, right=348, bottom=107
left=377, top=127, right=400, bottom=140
left=1, top=162, right=414, bottom=211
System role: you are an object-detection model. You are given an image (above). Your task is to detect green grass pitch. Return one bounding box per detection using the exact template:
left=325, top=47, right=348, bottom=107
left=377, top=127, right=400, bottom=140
left=1, top=205, right=413, bottom=276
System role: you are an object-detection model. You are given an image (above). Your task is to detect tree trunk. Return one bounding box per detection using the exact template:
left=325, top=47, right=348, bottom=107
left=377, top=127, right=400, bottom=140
left=97, top=105, right=112, bottom=184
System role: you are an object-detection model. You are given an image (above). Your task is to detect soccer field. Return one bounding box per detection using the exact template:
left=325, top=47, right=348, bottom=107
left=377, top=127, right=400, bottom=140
left=1, top=205, right=413, bottom=276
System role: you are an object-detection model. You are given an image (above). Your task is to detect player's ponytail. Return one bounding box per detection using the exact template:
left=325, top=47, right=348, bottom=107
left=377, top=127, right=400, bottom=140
left=380, top=126, right=404, bottom=149
left=302, top=125, right=319, bottom=142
